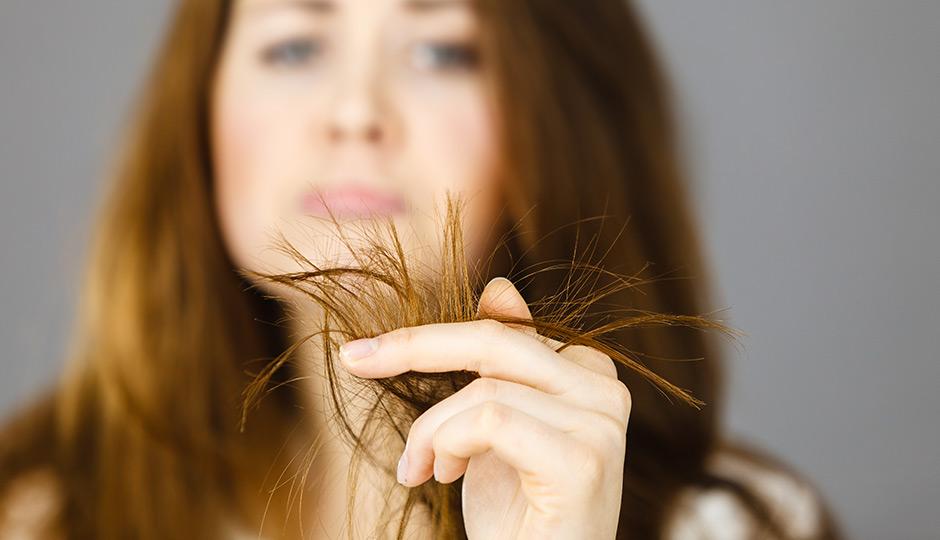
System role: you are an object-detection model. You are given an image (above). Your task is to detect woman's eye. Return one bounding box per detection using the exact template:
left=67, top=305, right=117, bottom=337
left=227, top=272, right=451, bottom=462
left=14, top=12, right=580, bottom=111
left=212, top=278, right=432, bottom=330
left=412, top=41, right=480, bottom=72
left=260, top=37, right=323, bottom=67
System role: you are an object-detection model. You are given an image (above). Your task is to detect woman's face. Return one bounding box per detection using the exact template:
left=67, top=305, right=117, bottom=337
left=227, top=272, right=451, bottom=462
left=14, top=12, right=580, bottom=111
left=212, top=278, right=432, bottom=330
left=211, top=0, right=502, bottom=295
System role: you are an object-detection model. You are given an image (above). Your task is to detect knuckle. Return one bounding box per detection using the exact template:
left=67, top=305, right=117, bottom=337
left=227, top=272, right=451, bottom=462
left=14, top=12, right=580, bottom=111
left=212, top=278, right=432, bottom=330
left=603, top=360, right=618, bottom=379
left=386, top=325, right=416, bottom=348
left=608, top=379, right=633, bottom=421
left=566, top=343, right=590, bottom=355
left=572, top=444, right=605, bottom=489
left=475, top=318, right=508, bottom=341
left=476, top=401, right=510, bottom=433
left=430, top=423, right=447, bottom=452
left=594, top=351, right=618, bottom=379
left=567, top=344, right=618, bottom=379
left=406, top=426, right=419, bottom=448
left=467, top=377, right=500, bottom=401
left=596, top=413, right=628, bottom=450
left=409, top=414, right=426, bottom=438
left=583, top=345, right=616, bottom=374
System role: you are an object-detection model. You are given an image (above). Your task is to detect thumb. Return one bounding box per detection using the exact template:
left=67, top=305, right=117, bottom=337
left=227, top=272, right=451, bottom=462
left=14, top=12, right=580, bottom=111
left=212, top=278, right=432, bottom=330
left=476, top=277, right=537, bottom=336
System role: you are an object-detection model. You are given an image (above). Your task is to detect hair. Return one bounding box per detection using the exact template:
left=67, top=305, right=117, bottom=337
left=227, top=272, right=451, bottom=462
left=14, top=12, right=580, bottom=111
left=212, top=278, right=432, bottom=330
left=0, top=0, right=845, bottom=539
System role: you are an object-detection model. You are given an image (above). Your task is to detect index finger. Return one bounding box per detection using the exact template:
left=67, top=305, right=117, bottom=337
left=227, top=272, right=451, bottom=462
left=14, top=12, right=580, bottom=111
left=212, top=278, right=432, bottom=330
left=338, top=319, right=597, bottom=394
left=540, top=336, right=619, bottom=380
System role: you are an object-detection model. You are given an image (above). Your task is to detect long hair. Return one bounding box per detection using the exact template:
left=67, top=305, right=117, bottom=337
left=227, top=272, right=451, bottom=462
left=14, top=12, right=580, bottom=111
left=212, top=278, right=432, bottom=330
left=0, top=1, right=845, bottom=538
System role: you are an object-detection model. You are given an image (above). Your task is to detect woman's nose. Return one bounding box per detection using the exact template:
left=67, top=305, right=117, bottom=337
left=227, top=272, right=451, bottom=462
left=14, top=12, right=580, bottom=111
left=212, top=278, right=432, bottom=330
left=326, top=63, right=390, bottom=146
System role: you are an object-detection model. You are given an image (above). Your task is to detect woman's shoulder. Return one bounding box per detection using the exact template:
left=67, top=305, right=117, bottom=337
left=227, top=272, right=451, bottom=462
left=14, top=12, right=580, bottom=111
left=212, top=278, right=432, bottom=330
left=665, top=444, right=824, bottom=540
left=0, top=393, right=63, bottom=538
left=0, top=468, right=61, bottom=539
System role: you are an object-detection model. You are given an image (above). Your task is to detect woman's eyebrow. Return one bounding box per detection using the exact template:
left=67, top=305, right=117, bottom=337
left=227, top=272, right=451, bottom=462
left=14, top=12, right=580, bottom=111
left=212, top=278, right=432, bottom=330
left=241, top=0, right=468, bottom=18
left=243, top=0, right=335, bottom=17
left=402, top=0, right=469, bottom=13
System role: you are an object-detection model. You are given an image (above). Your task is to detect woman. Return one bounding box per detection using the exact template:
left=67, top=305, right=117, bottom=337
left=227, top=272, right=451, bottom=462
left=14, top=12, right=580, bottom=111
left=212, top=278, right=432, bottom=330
left=0, top=0, right=845, bottom=538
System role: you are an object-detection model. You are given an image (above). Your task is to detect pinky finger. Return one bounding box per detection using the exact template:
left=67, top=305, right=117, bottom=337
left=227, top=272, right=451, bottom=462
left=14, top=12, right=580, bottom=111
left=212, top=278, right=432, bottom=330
left=430, top=402, right=593, bottom=487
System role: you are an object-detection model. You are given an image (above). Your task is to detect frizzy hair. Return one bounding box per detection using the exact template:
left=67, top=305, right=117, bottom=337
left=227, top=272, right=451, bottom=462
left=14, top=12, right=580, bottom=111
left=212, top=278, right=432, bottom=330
left=237, top=191, right=735, bottom=538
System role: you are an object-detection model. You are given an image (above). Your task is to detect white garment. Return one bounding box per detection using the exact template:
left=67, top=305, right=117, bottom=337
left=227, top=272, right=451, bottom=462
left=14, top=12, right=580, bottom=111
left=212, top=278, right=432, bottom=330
left=0, top=452, right=822, bottom=539
left=666, top=449, right=823, bottom=539
left=227, top=448, right=824, bottom=539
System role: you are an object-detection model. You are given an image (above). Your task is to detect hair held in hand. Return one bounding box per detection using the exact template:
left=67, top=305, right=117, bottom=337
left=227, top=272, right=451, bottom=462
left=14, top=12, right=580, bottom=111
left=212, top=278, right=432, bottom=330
left=238, top=191, right=741, bottom=538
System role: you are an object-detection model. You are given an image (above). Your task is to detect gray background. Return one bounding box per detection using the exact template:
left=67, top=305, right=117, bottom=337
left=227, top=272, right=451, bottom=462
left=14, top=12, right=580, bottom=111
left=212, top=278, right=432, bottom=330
left=1, top=2, right=937, bottom=538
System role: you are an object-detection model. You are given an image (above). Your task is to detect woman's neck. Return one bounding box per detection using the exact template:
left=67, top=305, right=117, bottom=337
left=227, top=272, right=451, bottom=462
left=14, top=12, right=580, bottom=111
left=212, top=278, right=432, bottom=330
left=246, top=314, right=424, bottom=539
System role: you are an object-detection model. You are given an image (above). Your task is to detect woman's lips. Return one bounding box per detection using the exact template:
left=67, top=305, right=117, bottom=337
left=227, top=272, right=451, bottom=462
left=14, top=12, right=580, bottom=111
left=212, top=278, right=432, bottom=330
left=301, top=185, right=407, bottom=219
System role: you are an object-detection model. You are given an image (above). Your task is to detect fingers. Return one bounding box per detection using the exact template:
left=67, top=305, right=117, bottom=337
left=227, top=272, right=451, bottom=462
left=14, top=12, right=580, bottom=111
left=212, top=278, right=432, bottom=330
left=338, top=304, right=627, bottom=427
left=340, top=318, right=591, bottom=395
left=476, top=277, right=538, bottom=337
left=542, top=337, right=620, bottom=380
left=335, top=275, right=631, bottom=497
left=474, top=276, right=616, bottom=379
left=426, top=402, right=599, bottom=488
left=398, top=375, right=632, bottom=485
left=398, top=377, right=589, bottom=487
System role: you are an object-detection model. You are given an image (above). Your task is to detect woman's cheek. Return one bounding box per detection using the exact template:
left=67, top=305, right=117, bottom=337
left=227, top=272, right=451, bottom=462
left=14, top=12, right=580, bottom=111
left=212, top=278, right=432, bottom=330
left=414, top=95, right=501, bottom=261
left=422, top=93, right=498, bottom=191
left=212, top=97, right=287, bottom=270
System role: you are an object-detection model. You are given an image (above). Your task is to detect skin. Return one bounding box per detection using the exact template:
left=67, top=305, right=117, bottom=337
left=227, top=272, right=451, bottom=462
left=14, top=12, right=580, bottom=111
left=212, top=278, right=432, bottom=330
left=211, top=0, right=503, bottom=292
left=342, top=278, right=630, bottom=538
left=210, top=0, right=631, bottom=537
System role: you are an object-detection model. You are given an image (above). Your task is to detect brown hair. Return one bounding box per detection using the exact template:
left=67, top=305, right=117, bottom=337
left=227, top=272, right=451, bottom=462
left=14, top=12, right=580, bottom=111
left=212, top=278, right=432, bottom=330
left=0, top=0, right=845, bottom=538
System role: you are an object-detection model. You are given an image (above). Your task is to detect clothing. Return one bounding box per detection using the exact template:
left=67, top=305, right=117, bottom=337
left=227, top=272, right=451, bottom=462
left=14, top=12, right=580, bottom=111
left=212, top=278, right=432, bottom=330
left=666, top=448, right=823, bottom=539
left=225, top=448, right=824, bottom=539
left=1, top=449, right=823, bottom=539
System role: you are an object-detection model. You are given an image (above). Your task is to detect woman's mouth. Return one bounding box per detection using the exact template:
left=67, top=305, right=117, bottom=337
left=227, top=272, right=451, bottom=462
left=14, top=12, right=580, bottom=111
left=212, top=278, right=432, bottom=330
left=301, top=185, right=408, bottom=219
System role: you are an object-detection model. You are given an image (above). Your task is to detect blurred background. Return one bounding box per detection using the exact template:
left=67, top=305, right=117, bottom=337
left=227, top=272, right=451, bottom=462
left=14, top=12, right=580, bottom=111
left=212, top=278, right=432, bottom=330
left=1, top=2, right=937, bottom=538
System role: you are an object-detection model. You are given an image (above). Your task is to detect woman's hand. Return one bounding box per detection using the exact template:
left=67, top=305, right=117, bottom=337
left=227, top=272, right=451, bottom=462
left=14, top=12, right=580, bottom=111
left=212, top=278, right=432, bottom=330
left=338, top=277, right=631, bottom=539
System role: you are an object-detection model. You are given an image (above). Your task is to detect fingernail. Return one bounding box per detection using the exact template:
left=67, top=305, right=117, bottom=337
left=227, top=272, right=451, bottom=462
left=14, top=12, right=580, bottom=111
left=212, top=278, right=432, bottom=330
left=433, top=459, right=442, bottom=482
left=397, top=452, right=409, bottom=485
left=339, top=337, right=379, bottom=363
